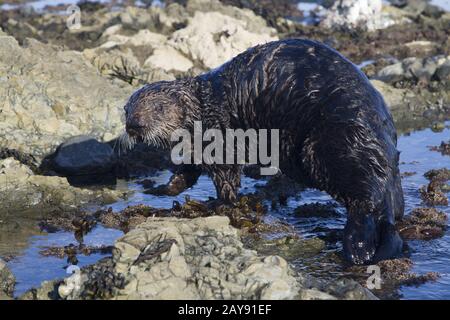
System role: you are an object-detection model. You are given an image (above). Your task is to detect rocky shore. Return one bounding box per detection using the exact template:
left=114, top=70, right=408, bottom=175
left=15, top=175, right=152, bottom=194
left=0, top=0, right=449, bottom=300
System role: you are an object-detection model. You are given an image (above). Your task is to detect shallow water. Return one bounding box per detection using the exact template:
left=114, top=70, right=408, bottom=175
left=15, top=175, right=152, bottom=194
left=4, top=121, right=448, bottom=299
left=8, top=226, right=123, bottom=297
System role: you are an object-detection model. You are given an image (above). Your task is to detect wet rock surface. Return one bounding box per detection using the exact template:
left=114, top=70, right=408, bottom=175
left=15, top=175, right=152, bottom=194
left=420, top=168, right=449, bottom=206
left=349, top=258, right=440, bottom=299
left=398, top=207, right=448, bottom=240
left=0, top=158, right=124, bottom=212
left=430, top=140, right=450, bottom=156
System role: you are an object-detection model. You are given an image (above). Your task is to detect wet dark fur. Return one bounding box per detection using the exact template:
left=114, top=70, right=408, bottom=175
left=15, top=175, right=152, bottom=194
left=124, top=39, right=405, bottom=265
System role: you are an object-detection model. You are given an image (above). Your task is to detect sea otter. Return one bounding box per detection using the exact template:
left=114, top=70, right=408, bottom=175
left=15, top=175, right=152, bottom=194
left=122, top=39, right=404, bottom=265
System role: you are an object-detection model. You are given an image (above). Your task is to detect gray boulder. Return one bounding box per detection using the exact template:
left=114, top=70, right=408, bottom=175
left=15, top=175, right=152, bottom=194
left=376, top=56, right=446, bottom=83
left=58, top=216, right=302, bottom=300
left=52, top=136, right=117, bottom=176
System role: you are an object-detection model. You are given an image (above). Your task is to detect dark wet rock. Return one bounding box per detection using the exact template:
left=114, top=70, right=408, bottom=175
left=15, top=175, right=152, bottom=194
left=98, top=205, right=170, bottom=232
left=40, top=210, right=92, bottom=233
left=77, top=0, right=108, bottom=12
left=420, top=167, right=450, bottom=205
left=213, top=196, right=266, bottom=229
left=376, top=258, right=439, bottom=286
left=245, top=236, right=326, bottom=261
left=294, top=202, right=341, bottom=218
left=424, top=168, right=450, bottom=181
left=50, top=136, right=117, bottom=176
left=401, top=171, right=417, bottom=178
left=349, top=258, right=440, bottom=292
left=39, top=244, right=113, bottom=261
left=397, top=207, right=447, bottom=240
left=98, top=195, right=266, bottom=232
left=0, top=258, right=15, bottom=297
left=419, top=168, right=449, bottom=206
left=430, top=140, right=450, bottom=156
left=58, top=257, right=125, bottom=300
left=420, top=182, right=448, bottom=206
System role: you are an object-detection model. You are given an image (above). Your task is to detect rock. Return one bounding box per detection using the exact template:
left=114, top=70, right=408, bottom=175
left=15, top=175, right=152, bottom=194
left=398, top=207, right=447, bottom=240
left=83, top=0, right=277, bottom=81
left=51, top=136, right=117, bottom=176
left=166, top=11, right=278, bottom=69
left=0, top=36, right=132, bottom=160
left=104, top=28, right=168, bottom=48
left=0, top=158, right=123, bottom=212
left=298, top=289, right=338, bottom=300
left=19, top=280, right=60, bottom=300
left=371, top=78, right=449, bottom=119
left=144, top=46, right=194, bottom=73
left=321, top=0, right=396, bottom=31
left=0, top=258, right=15, bottom=297
left=185, top=0, right=277, bottom=34
left=119, top=4, right=188, bottom=34
left=376, top=56, right=444, bottom=83
left=430, top=141, right=450, bottom=156
left=435, top=59, right=450, bottom=82
left=324, top=278, right=379, bottom=300
left=371, top=80, right=412, bottom=108
left=58, top=216, right=302, bottom=300
left=404, top=40, right=439, bottom=55
left=392, top=0, right=445, bottom=17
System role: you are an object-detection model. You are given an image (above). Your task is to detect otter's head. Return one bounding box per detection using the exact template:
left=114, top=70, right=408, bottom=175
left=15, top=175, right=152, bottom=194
left=123, top=81, right=192, bottom=149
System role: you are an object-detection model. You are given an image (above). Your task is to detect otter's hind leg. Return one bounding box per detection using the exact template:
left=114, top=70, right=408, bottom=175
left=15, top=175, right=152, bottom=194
left=302, top=123, right=404, bottom=265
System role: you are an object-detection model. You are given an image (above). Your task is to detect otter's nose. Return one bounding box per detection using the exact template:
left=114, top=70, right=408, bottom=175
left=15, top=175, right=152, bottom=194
left=126, top=118, right=145, bottom=136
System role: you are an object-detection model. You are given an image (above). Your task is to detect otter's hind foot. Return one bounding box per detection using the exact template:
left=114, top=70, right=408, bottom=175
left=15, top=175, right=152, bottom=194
left=344, top=214, right=403, bottom=265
